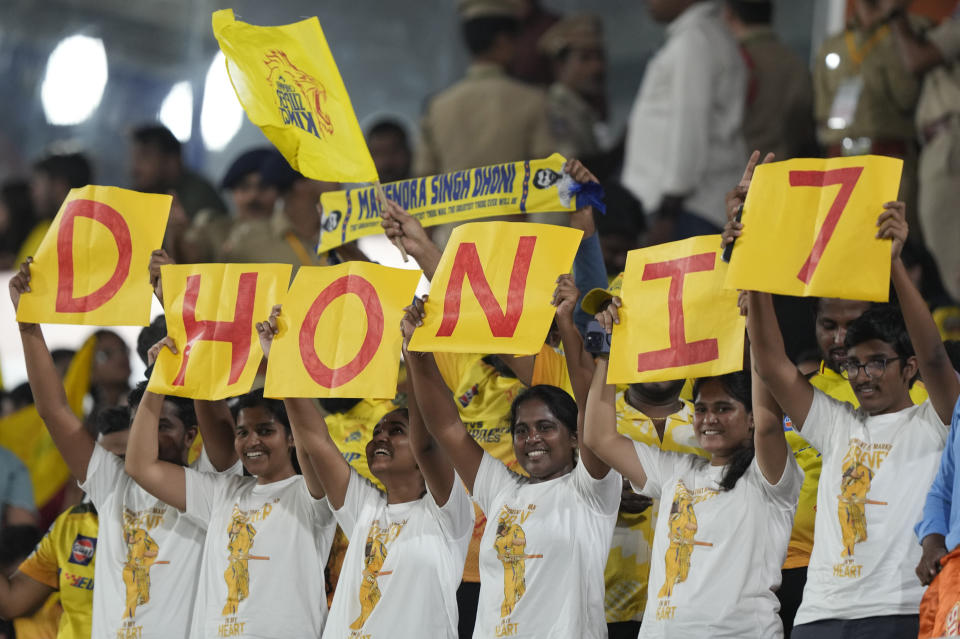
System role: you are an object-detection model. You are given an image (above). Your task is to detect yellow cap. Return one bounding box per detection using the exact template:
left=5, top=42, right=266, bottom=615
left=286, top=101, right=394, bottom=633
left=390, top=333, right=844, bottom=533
left=580, top=272, right=623, bottom=316
left=457, top=0, right=521, bottom=19
left=538, top=14, right=604, bottom=57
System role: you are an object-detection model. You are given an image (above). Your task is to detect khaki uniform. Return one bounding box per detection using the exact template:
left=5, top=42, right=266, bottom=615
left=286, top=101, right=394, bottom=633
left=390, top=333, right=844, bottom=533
left=916, top=17, right=960, bottom=301
left=182, top=208, right=233, bottom=262
left=739, top=26, right=817, bottom=160
left=413, top=62, right=557, bottom=246
left=220, top=208, right=327, bottom=274
left=545, top=82, right=604, bottom=159
left=814, top=19, right=927, bottom=234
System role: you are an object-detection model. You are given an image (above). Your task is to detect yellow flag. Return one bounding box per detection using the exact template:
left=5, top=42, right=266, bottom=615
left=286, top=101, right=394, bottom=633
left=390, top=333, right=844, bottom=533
left=264, top=262, right=421, bottom=399
left=212, top=9, right=378, bottom=183
left=318, top=154, right=578, bottom=252
left=409, top=222, right=582, bottom=355
left=0, top=335, right=95, bottom=507
left=608, top=236, right=745, bottom=384
left=149, top=263, right=291, bottom=400
left=16, top=186, right=170, bottom=326
left=724, top=155, right=902, bottom=301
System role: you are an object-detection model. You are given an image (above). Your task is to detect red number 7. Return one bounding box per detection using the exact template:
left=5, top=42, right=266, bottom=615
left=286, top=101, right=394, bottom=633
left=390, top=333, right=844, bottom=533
left=788, top=166, right=863, bottom=284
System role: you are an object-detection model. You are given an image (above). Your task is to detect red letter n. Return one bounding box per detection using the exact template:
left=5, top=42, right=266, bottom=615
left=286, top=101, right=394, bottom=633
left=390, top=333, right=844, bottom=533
left=56, top=199, right=133, bottom=313
left=172, top=272, right=258, bottom=387
left=636, top=253, right=719, bottom=372
left=436, top=236, right=536, bottom=338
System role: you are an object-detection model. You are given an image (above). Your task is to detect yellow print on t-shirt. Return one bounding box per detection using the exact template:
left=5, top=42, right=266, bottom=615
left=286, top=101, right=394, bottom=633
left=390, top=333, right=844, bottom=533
left=350, top=518, right=408, bottom=630
left=835, top=438, right=890, bottom=574
left=493, top=504, right=540, bottom=626
left=222, top=499, right=277, bottom=619
left=120, top=507, right=167, bottom=624
left=657, top=481, right=716, bottom=611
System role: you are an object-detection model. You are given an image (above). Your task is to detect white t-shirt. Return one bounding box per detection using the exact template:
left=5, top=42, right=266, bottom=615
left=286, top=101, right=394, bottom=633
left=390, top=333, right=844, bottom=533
left=794, top=391, right=948, bottom=624
left=184, top=471, right=337, bottom=638
left=80, top=444, right=236, bottom=639
left=631, top=442, right=802, bottom=638
left=324, top=470, right=474, bottom=639
left=472, top=452, right=621, bottom=639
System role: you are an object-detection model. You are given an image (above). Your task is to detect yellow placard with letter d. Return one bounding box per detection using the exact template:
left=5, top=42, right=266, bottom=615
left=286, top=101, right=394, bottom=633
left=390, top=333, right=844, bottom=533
left=16, top=186, right=170, bottom=326
left=212, top=9, right=378, bottom=183
left=149, top=263, right=291, bottom=400
left=408, top=221, right=582, bottom=355
left=264, top=262, right=421, bottom=399
left=724, top=155, right=902, bottom=301
left=608, top=236, right=745, bottom=384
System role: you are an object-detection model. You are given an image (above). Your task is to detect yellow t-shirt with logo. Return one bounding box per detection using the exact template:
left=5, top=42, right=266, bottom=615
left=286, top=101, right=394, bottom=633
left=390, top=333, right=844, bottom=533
left=18, top=502, right=98, bottom=639
left=783, top=363, right=928, bottom=569
left=435, top=351, right=527, bottom=583
left=605, top=393, right=708, bottom=623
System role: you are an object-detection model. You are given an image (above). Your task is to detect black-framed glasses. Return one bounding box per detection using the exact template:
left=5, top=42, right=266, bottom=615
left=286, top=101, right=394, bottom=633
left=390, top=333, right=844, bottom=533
left=840, top=357, right=903, bottom=380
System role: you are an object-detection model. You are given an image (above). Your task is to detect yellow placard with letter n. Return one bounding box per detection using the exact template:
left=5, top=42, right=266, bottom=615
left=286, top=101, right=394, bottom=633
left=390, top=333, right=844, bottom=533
left=724, top=155, right=902, bottom=301
left=608, top=236, right=745, bottom=384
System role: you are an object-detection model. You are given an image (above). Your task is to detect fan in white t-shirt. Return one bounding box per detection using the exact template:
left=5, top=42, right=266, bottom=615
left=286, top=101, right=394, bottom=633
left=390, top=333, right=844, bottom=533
left=741, top=201, right=960, bottom=639
left=401, top=298, right=622, bottom=639
left=10, top=258, right=243, bottom=639
left=584, top=297, right=802, bottom=639
left=125, top=368, right=337, bottom=638
left=253, top=306, right=474, bottom=639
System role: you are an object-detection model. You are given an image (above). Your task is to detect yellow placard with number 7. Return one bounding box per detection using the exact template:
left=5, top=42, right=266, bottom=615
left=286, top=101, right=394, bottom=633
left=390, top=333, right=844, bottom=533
left=724, top=155, right=902, bottom=301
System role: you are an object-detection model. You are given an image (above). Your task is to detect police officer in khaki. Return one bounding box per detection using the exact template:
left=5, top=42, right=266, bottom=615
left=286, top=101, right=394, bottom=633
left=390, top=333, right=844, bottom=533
left=722, top=0, right=817, bottom=160
left=413, top=0, right=557, bottom=247
left=538, top=15, right=609, bottom=161
left=813, top=0, right=927, bottom=236
left=884, top=0, right=960, bottom=303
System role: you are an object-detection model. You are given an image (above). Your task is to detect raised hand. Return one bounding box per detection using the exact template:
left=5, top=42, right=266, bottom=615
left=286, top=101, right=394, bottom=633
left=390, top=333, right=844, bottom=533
left=381, top=200, right=432, bottom=257
left=400, top=296, right=426, bottom=349
left=147, top=336, right=178, bottom=366
left=876, top=201, right=908, bottom=261
left=721, top=215, right=743, bottom=250
left=726, top=150, right=776, bottom=223
left=564, top=158, right=599, bottom=186
left=255, top=304, right=282, bottom=359
left=594, top=296, right=622, bottom=333
left=552, top=274, right=581, bottom=322
left=9, top=258, right=33, bottom=313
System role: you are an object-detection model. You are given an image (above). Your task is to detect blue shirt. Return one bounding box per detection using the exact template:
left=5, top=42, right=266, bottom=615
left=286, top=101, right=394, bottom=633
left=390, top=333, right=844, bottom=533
left=0, top=446, right=35, bottom=528
left=917, top=396, right=960, bottom=547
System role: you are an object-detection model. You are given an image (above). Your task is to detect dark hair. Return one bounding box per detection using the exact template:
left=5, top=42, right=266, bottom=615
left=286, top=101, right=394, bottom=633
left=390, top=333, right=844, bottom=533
left=9, top=382, right=33, bottom=410
left=230, top=389, right=291, bottom=435
left=844, top=304, right=914, bottom=360
left=92, top=405, right=131, bottom=436
left=944, top=340, right=960, bottom=374
left=131, top=124, right=181, bottom=157
left=33, top=152, right=92, bottom=188
left=0, top=180, right=34, bottom=253
left=693, top=371, right=754, bottom=491
left=318, top=397, right=363, bottom=415
left=136, top=315, right=167, bottom=367
left=726, top=0, right=772, bottom=24
left=0, top=525, right=42, bottom=567
left=462, top=16, right=519, bottom=55
left=366, top=119, right=409, bottom=144
left=127, top=380, right=197, bottom=429
left=509, top=385, right=578, bottom=436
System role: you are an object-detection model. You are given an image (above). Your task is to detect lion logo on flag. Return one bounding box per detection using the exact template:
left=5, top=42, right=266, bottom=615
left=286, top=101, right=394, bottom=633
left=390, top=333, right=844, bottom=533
left=264, top=50, right=334, bottom=140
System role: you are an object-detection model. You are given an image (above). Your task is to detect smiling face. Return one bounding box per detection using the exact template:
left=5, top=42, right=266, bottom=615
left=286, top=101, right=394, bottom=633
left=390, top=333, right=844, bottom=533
left=234, top=405, right=294, bottom=483
left=512, top=398, right=577, bottom=482
left=693, top=379, right=753, bottom=465
left=365, top=410, right=418, bottom=480
left=816, top=298, right=872, bottom=373
left=844, top=339, right=916, bottom=415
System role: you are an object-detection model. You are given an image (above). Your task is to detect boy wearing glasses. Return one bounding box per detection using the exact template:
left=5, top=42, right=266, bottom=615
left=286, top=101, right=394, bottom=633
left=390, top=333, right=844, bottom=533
left=745, top=201, right=960, bottom=639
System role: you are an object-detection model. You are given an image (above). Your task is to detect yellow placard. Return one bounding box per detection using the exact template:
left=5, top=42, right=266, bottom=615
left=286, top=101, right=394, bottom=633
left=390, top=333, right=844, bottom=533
left=318, top=154, right=577, bottom=252
left=149, top=263, right=291, bottom=400
left=16, top=186, right=170, bottom=326
left=608, top=236, right=745, bottom=384
left=409, top=222, right=582, bottom=355
left=212, top=9, right=378, bottom=183
left=724, top=155, right=902, bottom=301
left=264, top=262, right=421, bottom=399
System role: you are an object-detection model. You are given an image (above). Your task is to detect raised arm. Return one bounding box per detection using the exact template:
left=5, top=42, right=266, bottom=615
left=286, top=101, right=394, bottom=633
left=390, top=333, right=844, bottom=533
left=124, top=391, right=187, bottom=511
left=401, top=317, right=455, bottom=503
left=255, top=307, right=336, bottom=503
left=552, top=274, right=594, bottom=406
left=748, top=327, right=791, bottom=483
left=881, top=202, right=960, bottom=423
left=381, top=200, right=443, bottom=280
left=403, top=298, right=484, bottom=492
left=10, top=259, right=94, bottom=482
left=745, top=290, right=815, bottom=428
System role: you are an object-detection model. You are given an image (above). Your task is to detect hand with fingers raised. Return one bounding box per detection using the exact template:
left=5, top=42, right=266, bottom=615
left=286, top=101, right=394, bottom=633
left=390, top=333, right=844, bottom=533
left=255, top=304, right=282, bottom=359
